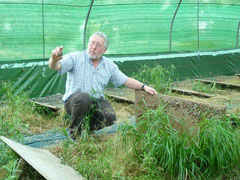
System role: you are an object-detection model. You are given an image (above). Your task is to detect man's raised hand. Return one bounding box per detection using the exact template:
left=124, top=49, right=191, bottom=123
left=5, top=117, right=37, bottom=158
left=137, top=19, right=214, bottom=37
left=51, top=46, right=63, bottom=61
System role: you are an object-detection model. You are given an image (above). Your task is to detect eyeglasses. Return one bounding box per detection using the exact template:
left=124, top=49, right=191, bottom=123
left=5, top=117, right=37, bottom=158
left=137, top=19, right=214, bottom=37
left=89, top=41, right=104, bottom=49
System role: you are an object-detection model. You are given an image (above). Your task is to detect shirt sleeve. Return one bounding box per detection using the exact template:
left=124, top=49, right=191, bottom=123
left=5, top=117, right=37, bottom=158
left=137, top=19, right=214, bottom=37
left=110, top=63, right=128, bottom=87
left=58, top=52, right=75, bottom=74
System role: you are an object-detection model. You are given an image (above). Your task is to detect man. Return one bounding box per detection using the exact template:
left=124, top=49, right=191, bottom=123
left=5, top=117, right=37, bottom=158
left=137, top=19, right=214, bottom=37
left=49, top=32, right=157, bottom=138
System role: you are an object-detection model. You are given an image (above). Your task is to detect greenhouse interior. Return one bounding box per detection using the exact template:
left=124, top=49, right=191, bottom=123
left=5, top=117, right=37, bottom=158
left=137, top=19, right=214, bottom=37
left=0, top=0, right=240, bottom=179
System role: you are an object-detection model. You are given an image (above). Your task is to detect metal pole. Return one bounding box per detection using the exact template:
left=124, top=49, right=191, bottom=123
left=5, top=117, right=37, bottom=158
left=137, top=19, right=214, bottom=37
left=237, top=20, right=240, bottom=48
left=42, top=0, right=46, bottom=76
left=42, top=0, right=45, bottom=58
left=83, top=0, right=94, bottom=50
left=197, top=0, right=200, bottom=55
left=169, top=0, right=182, bottom=52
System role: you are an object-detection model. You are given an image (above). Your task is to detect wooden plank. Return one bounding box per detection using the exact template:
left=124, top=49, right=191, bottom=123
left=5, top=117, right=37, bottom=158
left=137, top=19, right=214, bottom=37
left=195, top=79, right=240, bottom=90
left=169, top=88, right=214, bottom=98
left=106, top=94, right=135, bottom=104
left=29, top=100, right=61, bottom=112
left=1, top=136, right=85, bottom=180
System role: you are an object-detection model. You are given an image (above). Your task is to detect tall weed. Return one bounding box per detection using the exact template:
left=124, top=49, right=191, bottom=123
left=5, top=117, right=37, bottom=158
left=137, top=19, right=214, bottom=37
left=133, top=65, right=176, bottom=93
left=0, top=81, right=31, bottom=137
left=197, top=116, right=240, bottom=178
left=0, top=82, right=31, bottom=178
left=0, top=81, right=29, bottom=111
left=120, top=104, right=240, bottom=179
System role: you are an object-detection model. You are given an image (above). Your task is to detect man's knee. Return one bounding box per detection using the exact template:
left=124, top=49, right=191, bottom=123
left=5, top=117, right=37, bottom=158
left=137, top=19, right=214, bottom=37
left=71, top=92, right=90, bottom=106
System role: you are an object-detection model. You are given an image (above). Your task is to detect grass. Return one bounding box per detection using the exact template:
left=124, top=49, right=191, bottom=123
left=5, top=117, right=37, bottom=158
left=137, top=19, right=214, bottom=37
left=192, top=81, right=221, bottom=94
left=132, top=64, right=176, bottom=94
left=0, top=81, right=65, bottom=134
left=0, top=81, right=240, bottom=179
left=120, top=104, right=240, bottom=179
left=0, top=81, right=65, bottom=179
left=132, top=64, right=225, bottom=97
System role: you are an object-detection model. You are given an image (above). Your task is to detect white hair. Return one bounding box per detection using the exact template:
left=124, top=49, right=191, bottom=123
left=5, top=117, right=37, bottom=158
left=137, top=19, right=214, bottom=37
left=89, top=32, right=109, bottom=48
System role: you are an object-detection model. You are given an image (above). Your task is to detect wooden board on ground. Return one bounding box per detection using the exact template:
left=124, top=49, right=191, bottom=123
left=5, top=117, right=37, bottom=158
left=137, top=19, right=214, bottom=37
left=0, top=136, right=85, bottom=180
left=169, top=88, right=214, bottom=98
left=195, top=79, right=240, bottom=90
left=29, top=100, right=61, bottom=112
left=106, top=94, right=134, bottom=104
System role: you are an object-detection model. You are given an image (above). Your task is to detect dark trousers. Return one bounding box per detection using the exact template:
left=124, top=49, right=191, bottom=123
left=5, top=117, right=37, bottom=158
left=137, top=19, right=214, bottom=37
left=64, top=92, right=116, bottom=135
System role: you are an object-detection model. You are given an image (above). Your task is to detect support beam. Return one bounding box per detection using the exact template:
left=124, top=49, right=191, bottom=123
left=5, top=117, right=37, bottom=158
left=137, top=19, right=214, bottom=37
left=170, top=88, right=214, bottom=98
left=195, top=79, right=240, bottom=90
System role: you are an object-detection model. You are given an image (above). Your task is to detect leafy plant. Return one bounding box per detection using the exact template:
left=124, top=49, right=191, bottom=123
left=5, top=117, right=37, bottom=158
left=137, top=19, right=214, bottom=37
left=133, top=65, right=177, bottom=94
left=0, top=82, right=29, bottom=178
left=0, top=81, right=28, bottom=110
left=0, top=114, right=27, bottom=141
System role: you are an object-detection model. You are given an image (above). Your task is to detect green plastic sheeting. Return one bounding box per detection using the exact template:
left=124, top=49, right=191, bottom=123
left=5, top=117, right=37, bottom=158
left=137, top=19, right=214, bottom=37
left=0, top=49, right=239, bottom=98
left=0, top=0, right=240, bottom=97
left=116, top=49, right=240, bottom=80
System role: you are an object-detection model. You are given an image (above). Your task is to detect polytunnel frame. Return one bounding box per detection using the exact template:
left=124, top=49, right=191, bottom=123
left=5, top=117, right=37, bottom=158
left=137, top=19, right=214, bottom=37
left=83, top=0, right=94, bottom=50
left=39, top=0, right=95, bottom=76
left=169, top=0, right=183, bottom=53
left=41, top=0, right=46, bottom=76
left=237, top=20, right=240, bottom=48
left=169, top=0, right=240, bottom=52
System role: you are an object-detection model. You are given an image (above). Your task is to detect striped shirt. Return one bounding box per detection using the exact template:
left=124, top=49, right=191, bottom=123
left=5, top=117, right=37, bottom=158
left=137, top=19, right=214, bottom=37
left=59, top=50, right=128, bottom=102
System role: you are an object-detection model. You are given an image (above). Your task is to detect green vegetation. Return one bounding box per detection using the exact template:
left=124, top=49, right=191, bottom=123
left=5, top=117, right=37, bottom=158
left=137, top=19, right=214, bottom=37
left=192, top=81, right=221, bottom=94
left=133, top=64, right=225, bottom=96
left=0, top=81, right=64, bottom=179
left=0, top=81, right=239, bottom=179
left=0, top=82, right=32, bottom=179
left=120, top=105, right=240, bottom=179
left=133, top=64, right=176, bottom=94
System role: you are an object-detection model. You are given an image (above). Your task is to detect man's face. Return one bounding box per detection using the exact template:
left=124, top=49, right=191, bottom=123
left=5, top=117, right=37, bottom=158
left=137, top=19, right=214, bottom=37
left=87, top=35, right=107, bottom=60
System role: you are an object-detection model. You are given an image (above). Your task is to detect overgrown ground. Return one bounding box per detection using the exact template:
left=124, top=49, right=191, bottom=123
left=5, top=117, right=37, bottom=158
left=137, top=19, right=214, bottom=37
left=1, top=74, right=240, bottom=179
left=172, top=76, right=240, bottom=114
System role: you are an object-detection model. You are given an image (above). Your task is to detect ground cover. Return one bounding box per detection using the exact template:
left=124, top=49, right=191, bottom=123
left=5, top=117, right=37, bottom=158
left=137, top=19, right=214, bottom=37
left=0, top=72, right=240, bottom=179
